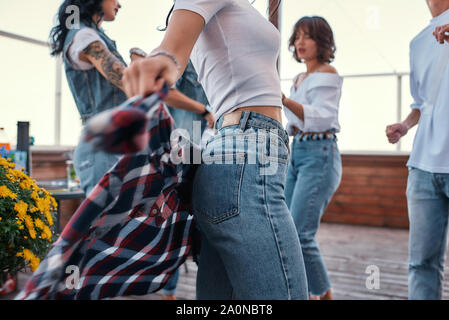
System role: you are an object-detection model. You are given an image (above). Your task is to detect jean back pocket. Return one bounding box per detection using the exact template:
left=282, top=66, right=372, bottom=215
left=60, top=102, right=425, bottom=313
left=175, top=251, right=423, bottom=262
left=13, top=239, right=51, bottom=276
left=192, top=153, right=246, bottom=224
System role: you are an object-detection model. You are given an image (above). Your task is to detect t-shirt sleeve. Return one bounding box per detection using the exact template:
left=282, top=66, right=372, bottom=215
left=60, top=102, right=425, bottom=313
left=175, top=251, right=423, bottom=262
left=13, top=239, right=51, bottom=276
left=67, top=28, right=106, bottom=71
left=173, top=0, right=233, bottom=24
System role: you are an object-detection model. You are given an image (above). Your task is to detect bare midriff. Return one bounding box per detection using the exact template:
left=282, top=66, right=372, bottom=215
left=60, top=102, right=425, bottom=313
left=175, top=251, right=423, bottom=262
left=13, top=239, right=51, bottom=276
left=236, top=105, right=282, bottom=124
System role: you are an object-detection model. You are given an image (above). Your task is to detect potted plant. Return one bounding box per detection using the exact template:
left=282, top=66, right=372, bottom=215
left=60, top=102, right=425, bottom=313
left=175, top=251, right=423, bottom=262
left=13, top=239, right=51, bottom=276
left=0, top=156, right=57, bottom=293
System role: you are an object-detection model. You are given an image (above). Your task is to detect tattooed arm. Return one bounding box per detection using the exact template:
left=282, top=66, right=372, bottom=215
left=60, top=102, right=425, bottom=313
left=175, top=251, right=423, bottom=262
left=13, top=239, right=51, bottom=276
left=79, top=41, right=125, bottom=91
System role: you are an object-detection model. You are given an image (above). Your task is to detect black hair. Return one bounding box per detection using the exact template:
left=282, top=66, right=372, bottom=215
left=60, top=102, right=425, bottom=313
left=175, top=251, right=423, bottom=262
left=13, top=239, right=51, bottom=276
left=49, top=0, right=104, bottom=56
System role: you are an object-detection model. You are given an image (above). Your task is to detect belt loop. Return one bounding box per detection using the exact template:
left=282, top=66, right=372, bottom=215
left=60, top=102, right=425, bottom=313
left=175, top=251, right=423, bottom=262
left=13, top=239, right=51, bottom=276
left=239, top=111, right=251, bottom=131
left=214, top=115, right=223, bottom=132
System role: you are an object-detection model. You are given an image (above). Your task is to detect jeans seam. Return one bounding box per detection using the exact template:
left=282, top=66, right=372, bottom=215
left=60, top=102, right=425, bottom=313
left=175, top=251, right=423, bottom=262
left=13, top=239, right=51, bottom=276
left=262, top=170, right=292, bottom=299
left=303, top=152, right=329, bottom=295
left=432, top=198, right=448, bottom=299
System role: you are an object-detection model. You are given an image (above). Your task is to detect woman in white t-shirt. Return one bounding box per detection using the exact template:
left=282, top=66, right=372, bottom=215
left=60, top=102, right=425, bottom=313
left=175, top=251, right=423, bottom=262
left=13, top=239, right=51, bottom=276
left=282, top=16, right=343, bottom=300
left=123, top=0, right=308, bottom=300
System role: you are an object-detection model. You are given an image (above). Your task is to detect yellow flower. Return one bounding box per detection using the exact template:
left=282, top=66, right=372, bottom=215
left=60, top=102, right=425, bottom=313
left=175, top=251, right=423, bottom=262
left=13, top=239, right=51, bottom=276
left=0, top=157, right=15, bottom=169
left=0, top=185, right=17, bottom=199
left=14, top=201, right=28, bottom=221
left=44, top=210, right=54, bottom=227
left=34, top=218, right=45, bottom=230
left=31, top=190, right=39, bottom=202
left=36, top=197, right=50, bottom=213
left=24, top=215, right=37, bottom=239
left=19, top=179, right=33, bottom=190
left=16, top=249, right=41, bottom=272
left=30, top=256, right=40, bottom=272
left=41, top=225, right=52, bottom=242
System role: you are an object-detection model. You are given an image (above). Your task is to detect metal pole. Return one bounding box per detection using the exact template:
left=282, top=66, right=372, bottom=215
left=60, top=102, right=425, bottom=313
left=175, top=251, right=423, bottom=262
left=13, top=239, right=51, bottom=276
left=396, top=75, right=402, bottom=152
left=55, top=55, right=63, bottom=146
left=0, top=30, right=49, bottom=48
left=268, top=0, right=282, bottom=73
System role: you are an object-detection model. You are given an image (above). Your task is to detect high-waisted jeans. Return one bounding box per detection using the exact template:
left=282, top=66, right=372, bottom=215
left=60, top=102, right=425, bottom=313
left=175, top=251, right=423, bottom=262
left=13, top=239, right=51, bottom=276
left=285, top=136, right=342, bottom=296
left=191, top=111, right=308, bottom=300
left=407, top=167, right=449, bottom=300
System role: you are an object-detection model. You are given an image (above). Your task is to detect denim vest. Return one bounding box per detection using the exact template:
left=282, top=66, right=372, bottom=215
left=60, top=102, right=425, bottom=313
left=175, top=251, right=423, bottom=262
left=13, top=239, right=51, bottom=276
left=63, top=23, right=128, bottom=123
left=176, top=60, right=209, bottom=106
left=167, top=60, right=210, bottom=140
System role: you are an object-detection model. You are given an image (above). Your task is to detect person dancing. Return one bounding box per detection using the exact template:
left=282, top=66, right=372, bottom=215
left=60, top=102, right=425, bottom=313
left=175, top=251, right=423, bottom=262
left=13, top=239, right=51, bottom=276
left=282, top=16, right=343, bottom=300
left=386, top=0, right=449, bottom=300
left=123, top=0, right=308, bottom=299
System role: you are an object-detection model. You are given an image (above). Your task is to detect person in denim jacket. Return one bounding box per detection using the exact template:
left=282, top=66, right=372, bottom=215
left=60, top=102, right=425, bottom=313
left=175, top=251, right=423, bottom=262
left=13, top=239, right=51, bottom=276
left=50, top=0, right=213, bottom=196
left=282, top=16, right=343, bottom=300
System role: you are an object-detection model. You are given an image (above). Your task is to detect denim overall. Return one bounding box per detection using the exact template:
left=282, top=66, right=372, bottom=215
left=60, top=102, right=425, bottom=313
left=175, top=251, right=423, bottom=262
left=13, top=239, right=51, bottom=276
left=63, top=23, right=128, bottom=195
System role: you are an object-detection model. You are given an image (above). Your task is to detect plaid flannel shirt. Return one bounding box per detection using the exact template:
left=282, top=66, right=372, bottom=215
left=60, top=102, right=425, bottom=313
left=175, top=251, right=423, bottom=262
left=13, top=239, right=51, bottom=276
left=16, top=92, right=199, bottom=300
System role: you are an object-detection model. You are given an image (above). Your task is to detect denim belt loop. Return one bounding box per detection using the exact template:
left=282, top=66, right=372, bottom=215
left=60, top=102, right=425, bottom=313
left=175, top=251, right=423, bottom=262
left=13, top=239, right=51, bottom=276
left=239, top=111, right=251, bottom=131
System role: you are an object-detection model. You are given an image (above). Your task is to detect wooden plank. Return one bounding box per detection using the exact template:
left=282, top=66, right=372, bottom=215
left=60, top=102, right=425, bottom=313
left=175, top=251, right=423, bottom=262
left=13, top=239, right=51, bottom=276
left=4, top=223, right=449, bottom=300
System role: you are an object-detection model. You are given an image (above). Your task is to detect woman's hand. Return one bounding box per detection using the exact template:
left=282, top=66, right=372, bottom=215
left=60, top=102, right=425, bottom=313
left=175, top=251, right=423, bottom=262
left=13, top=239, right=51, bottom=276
left=281, top=92, right=288, bottom=106
left=204, top=112, right=215, bottom=129
left=434, top=24, right=449, bottom=44
left=123, top=54, right=179, bottom=98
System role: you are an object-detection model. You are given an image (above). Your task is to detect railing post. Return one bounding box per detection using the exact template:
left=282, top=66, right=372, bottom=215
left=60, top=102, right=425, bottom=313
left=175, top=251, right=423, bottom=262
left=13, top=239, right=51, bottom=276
left=55, top=55, right=62, bottom=146
left=396, top=75, right=402, bottom=152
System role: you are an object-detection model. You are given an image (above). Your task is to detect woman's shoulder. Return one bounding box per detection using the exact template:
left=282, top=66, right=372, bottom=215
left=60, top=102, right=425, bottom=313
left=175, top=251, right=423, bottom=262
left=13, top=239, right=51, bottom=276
left=316, top=64, right=338, bottom=75
left=307, top=67, right=343, bottom=90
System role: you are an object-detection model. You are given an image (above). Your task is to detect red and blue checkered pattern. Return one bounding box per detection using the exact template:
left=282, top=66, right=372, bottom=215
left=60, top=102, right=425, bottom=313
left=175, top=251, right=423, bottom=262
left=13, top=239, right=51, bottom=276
left=82, top=85, right=169, bottom=154
left=16, top=89, right=199, bottom=300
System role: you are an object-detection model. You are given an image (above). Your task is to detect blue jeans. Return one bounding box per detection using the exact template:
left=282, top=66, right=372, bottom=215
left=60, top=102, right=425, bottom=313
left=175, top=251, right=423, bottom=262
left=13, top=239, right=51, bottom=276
left=191, top=111, right=308, bottom=300
left=73, top=139, right=121, bottom=195
left=407, top=167, right=449, bottom=300
left=162, top=270, right=180, bottom=296
left=284, top=137, right=342, bottom=296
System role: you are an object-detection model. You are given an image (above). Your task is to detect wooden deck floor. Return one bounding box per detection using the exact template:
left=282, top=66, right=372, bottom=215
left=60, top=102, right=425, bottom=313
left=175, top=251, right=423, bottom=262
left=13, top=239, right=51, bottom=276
left=3, top=222, right=449, bottom=300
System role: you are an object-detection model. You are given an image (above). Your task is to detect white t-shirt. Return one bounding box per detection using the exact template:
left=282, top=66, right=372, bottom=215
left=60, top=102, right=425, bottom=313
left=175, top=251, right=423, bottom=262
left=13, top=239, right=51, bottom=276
left=284, top=72, right=343, bottom=135
left=67, top=28, right=106, bottom=70
left=173, top=0, right=282, bottom=120
left=407, top=8, right=449, bottom=173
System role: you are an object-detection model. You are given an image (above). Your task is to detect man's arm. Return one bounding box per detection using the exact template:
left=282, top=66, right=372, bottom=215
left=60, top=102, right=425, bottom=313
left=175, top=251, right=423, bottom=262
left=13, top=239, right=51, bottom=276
left=79, top=41, right=126, bottom=91
left=385, top=109, right=420, bottom=144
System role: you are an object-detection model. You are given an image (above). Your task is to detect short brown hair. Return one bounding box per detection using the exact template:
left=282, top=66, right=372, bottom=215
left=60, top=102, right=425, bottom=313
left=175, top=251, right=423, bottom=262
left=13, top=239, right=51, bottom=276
left=288, top=16, right=336, bottom=64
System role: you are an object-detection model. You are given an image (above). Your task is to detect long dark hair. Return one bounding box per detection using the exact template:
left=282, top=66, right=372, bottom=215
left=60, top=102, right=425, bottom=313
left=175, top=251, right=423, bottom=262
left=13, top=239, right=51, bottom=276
left=49, top=0, right=104, bottom=56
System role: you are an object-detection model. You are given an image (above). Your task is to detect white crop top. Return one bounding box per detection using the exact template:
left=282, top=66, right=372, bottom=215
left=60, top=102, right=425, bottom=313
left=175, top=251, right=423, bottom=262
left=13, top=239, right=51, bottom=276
left=284, top=72, right=343, bottom=135
left=173, top=0, right=282, bottom=120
